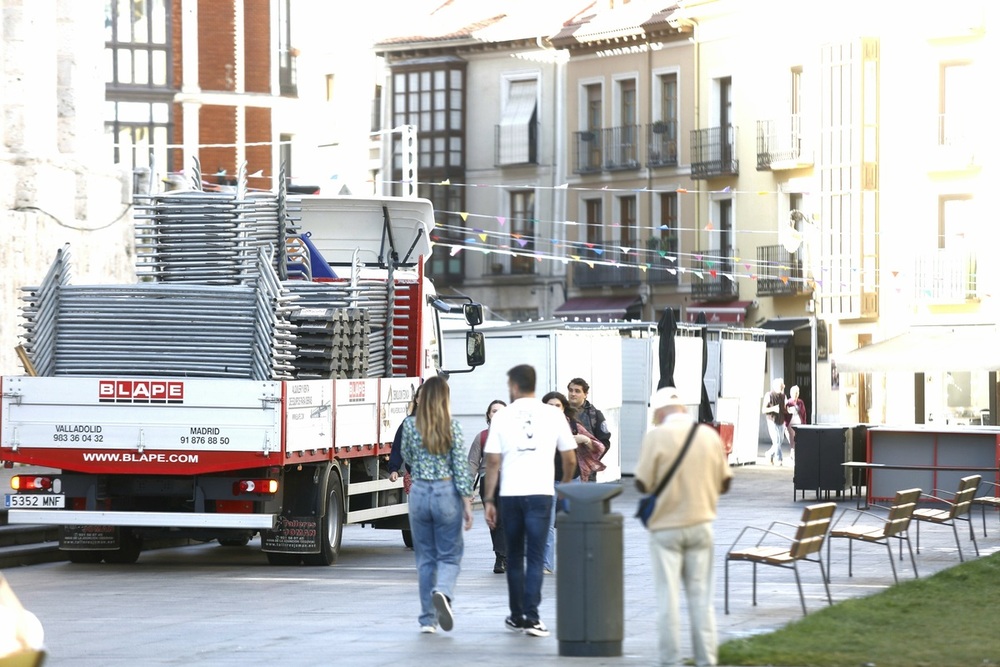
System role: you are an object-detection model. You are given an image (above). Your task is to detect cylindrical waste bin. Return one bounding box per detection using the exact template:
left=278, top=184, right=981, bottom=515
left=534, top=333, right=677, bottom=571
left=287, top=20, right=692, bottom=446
left=554, top=483, right=623, bottom=657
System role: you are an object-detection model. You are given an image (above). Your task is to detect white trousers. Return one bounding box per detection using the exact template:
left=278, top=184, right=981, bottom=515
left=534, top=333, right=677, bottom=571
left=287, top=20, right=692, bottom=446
left=648, top=522, right=718, bottom=667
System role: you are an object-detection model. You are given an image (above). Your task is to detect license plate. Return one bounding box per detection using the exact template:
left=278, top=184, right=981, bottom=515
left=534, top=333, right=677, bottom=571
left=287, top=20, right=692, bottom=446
left=4, top=493, right=65, bottom=509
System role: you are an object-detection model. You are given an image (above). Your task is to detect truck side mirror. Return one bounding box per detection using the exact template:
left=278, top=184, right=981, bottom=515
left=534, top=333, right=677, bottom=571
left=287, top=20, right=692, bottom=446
left=466, top=331, right=485, bottom=367
left=464, top=303, right=484, bottom=327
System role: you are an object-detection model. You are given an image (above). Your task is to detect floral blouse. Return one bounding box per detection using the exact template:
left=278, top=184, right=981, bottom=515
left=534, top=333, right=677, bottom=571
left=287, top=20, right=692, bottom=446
left=400, top=416, right=474, bottom=498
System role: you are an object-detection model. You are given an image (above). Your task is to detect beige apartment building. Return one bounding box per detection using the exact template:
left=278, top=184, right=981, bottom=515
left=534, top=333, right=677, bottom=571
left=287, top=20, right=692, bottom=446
left=373, top=0, right=994, bottom=427
left=374, top=1, right=596, bottom=322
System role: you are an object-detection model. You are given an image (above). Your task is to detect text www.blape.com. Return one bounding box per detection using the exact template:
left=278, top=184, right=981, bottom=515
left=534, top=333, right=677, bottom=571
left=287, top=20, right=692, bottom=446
left=81, top=452, right=200, bottom=463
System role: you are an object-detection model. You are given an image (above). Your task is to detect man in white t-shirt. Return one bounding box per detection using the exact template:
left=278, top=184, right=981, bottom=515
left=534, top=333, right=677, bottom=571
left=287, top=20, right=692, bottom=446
left=483, top=364, right=577, bottom=638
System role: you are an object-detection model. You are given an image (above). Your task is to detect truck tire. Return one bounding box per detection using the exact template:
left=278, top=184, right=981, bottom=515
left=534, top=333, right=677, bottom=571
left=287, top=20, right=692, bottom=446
left=103, top=530, right=142, bottom=564
left=303, top=468, right=344, bottom=566
left=402, top=529, right=413, bottom=548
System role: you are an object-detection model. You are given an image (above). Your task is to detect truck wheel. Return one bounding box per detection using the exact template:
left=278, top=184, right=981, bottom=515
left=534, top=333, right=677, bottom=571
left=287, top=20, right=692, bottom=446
left=103, top=531, right=142, bottom=564
left=303, top=468, right=344, bottom=566
left=67, top=550, right=104, bottom=564
left=402, top=530, right=413, bottom=548
left=266, top=552, right=302, bottom=566
left=218, top=534, right=252, bottom=547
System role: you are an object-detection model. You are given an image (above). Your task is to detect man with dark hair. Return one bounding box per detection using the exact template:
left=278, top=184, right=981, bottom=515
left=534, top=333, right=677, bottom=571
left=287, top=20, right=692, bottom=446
left=483, top=364, right=577, bottom=638
left=567, top=377, right=612, bottom=459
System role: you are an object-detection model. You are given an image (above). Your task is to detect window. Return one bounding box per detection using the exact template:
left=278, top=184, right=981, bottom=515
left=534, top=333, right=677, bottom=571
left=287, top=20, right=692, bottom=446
left=497, top=79, right=538, bottom=165
left=104, top=0, right=173, bottom=173
left=371, top=84, right=382, bottom=133
left=585, top=199, right=603, bottom=246
left=618, top=196, right=637, bottom=249
left=424, top=183, right=465, bottom=282
left=105, top=0, right=170, bottom=87
left=279, top=134, right=293, bottom=184
left=658, top=192, right=678, bottom=255
left=325, top=74, right=335, bottom=102
left=650, top=72, right=678, bottom=166
left=939, top=195, right=973, bottom=249
left=391, top=62, right=465, bottom=174
left=939, top=62, right=972, bottom=146
left=510, top=191, right=536, bottom=274
left=719, top=76, right=733, bottom=162
left=584, top=83, right=603, bottom=169
left=790, top=67, right=803, bottom=153
left=586, top=84, right=602, bottom=131
left=615, top=78, right=638, bottom=167
left=278, top=0, right=297, bottom=96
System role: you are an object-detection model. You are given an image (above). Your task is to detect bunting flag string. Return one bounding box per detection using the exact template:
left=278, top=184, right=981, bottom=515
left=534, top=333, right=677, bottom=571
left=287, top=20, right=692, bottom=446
left=365, top=178, right=972, bottom=294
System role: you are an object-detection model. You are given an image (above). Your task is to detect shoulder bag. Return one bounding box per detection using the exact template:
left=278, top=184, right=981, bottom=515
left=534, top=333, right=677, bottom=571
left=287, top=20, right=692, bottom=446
left=635, top=423, right=698, bottom=528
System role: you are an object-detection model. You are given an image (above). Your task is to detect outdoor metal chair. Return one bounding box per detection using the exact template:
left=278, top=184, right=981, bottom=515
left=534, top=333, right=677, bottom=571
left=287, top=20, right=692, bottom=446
left=826, top=488, right=921, bottom=583
left=912, top=475, right=980, bottom=562
left=973, top=480, right=1000, bottom=537
left=725, top=502, right=835, bottom=616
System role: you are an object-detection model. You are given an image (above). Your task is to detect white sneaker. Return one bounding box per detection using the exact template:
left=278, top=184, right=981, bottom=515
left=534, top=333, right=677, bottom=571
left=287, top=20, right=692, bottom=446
left=523, top=620, right=550, bottom=637
left=420, top=625, right=436, bottom=634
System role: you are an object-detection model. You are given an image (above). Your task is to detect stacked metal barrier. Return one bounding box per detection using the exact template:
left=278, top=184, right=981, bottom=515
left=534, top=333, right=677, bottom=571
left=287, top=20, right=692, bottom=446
left=18, top=245, right=73, bottom=377
left=289, top=308, right=372, bottom=379
left=17, top=163, right=401, bottom=381
left=283, top=281, right=387, bottom=378
left=18, top=248, right=297, bottom=380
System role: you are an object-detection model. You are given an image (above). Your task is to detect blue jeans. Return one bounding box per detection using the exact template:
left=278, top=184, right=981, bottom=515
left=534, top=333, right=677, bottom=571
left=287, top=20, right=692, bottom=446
left=499, top=494, right=551, bottom=623
left=408, top=479, right=465, bottom=627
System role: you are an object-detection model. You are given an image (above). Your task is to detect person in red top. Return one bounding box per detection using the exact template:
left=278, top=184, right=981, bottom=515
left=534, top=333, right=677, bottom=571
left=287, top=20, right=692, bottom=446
left=784, top=384, right=807, bottom=460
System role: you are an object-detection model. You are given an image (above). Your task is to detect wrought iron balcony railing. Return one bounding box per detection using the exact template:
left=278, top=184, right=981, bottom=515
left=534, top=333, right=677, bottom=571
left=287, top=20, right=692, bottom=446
left=574, top=129, right=603, bottom=173
left=690, top=126, right=738, bottom=179
left=647, top=120, right=678, bottom=168
left=913, top=249, right=978, bottom=302
left=756, top=116, right=811, bottom=170
left=573, top=252, right=642, bottom=288
left=756, top=245, right=810, bottom=296
left=573, top=126, right=641, bottom=174
left=690, top=248, right=739, bottom=300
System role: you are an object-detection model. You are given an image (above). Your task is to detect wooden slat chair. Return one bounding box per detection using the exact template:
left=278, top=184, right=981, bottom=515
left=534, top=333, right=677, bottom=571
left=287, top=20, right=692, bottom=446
left=912, top=474, right=980, bottom=562
left=725, top=502, right=836, bottom=616
left=972, top=480, right=1000, bottom=537
left=826, top=488, right=921, bottom=584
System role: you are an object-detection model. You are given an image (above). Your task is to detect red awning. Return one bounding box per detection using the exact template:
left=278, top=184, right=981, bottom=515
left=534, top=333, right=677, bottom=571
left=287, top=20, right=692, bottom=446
left=685, top=301, right=753, bottom=324
left=555, top=295, right=642, bottom=321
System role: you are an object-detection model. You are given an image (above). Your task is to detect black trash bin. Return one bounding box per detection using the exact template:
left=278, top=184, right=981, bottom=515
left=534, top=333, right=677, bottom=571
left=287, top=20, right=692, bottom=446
left=554, top=483, right=623, bottom=657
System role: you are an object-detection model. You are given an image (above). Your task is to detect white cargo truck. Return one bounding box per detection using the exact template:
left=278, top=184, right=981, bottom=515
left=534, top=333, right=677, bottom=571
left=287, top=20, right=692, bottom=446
left=1, top=190, right=485, bottom=565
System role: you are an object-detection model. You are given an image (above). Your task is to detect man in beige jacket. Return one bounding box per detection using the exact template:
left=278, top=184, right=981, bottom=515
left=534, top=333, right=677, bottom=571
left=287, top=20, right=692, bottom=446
left=635, top=387, right=732, bottom=667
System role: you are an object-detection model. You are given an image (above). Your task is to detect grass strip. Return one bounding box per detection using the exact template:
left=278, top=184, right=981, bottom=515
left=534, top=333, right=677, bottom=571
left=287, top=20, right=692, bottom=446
left=718, top=551, right=1000, bottom=667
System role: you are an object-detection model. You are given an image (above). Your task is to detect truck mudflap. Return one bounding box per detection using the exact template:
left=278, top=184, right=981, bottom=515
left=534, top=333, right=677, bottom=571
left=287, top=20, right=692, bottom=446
left=261, top=516, right=321, bottom=554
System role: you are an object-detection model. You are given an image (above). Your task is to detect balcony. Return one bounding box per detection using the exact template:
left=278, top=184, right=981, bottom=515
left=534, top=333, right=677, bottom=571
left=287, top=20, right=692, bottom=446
left=494, top=121, right=539, bottom=167
left=647, top=121, right=678, bottom=168
left=756, top=116, right=812, bottom=170
left=913, top=249, right=978, bottom=303
left=690, top=126, right=738, bottom=179
left=573, top=126, right=640, bottom=174
left=691, top=249, right=739, bottom=300
left=646, top=237, right=680, bottom=285
left=573, top=130, right=603, bottom=173
left=483, top=253, right=536, bottom=277
left=756, top=245, right=810, bottom=297
left=573, top=252, right=642, bottom=288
